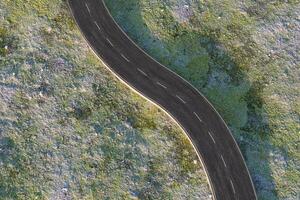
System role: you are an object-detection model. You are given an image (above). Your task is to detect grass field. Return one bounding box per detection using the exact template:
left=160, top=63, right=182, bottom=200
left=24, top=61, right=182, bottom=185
left=0, top=0, right=210, bottom=199
left=0, top=0, right=299, bottom=199
left=104, top=0, right=299, bottom=199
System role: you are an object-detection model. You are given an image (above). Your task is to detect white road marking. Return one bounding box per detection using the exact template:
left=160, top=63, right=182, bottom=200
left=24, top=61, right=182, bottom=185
left=121, top=54, right=130, bottom=62
left=230, top=179, right=236, bottom=194
left=106, top=38, right=114, bottom=46
left=176, top=95, right=186, bottom=104
left=220, top=155, right=227, bottom=168
left=208, top=131, right=216, bottom=144
left=137, top=68, right=148, bottom=77
left=85, top=3, right=91, bottom=14
left=94, top=21, right=101, bottom=31
left=193, top=112, right=202, bottom=122
left=156, top=81, right=167, bottom=89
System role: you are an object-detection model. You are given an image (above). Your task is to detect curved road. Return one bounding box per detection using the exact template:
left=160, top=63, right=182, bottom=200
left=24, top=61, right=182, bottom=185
left=68, top=0, right=257, bottom=199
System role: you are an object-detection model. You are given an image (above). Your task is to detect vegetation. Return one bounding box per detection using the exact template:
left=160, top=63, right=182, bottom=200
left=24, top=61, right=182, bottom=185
left=0, top=0, right=299, bottom=199
left=0, top=0, right=211, bottom=199
left=105, top=0, right=300, bottom=199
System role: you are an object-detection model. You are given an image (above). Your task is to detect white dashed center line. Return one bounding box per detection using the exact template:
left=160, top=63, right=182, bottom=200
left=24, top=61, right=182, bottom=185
left=230, top=179, right=236, bottom=194
left=220, top=155, right=227, bottom=168
left=121, top=54, right=130, bottom=62
left=85, top=3, right=91, bottom=15
left=208, top=131, right=216, bottom=144
left=137, top=68, right=148, bottom=77
left=193, top=112, right=202, bottom=122
left=176, top=95, right=186, bottom=104
left=106, top=38, right=114, bottom=46
left=156, top=81, right=167, bottom=89
left=94, top=21, right=101, bottom=31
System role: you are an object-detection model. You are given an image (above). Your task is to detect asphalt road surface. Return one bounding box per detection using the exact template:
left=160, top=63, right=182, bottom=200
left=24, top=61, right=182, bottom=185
left=68, top=0, right=257, bottom=199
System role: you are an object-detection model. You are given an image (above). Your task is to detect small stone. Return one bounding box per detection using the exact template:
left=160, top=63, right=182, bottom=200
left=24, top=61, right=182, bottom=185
left=46, top=27, right=52, bottom=33
left=61, top=188, right=68, bottom=193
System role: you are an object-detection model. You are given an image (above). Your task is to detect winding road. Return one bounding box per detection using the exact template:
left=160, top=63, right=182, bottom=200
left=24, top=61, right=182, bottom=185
left=68, top=0, right=257, bottom=199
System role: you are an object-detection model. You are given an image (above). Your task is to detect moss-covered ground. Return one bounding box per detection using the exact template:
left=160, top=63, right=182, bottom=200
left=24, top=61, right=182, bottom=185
left=0, top=0, right=299, bottom=199
left=104, top=0, right=299, bottom=199
left=0, top=0, right=211, bottom=199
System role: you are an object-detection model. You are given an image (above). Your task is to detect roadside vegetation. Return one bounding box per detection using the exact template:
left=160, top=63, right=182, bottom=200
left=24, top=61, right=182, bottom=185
left=0, top=0, right=210, bottom=199
left=0, top=0, right=299, bottom=199
left=105, top=0, right=299, bottom=199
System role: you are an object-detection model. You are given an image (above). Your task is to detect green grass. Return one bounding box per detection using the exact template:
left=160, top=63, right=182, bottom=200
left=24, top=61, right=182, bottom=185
left=0, top=0, right=211, bottom=199
left=105, top=0, right=300, bottom=199
left=0, top=0, right=299, bottom=199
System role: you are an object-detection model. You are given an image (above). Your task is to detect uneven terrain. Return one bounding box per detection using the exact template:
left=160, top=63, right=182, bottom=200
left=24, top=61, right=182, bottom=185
left=0, top=0, right=210, bottom=199
left=0, top=0, right=299, bottom=200
left=104, top=0, right=300, bottom=199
